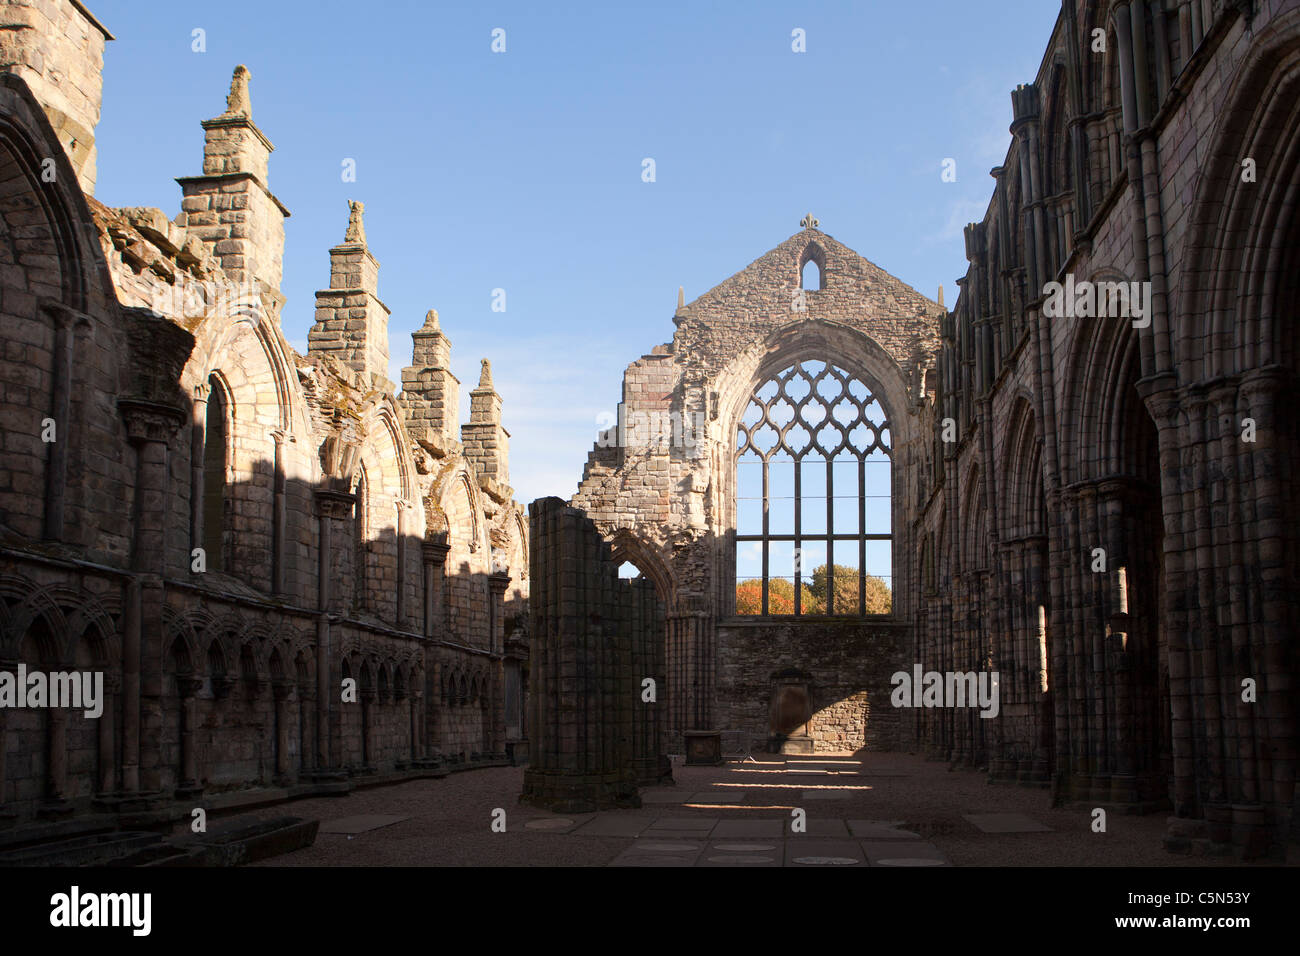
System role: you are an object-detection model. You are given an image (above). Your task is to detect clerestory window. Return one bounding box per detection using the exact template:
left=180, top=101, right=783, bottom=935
left=735, top=358, right=892, bottom=616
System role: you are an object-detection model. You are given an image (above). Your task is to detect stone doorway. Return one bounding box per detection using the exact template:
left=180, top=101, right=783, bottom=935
left=769, top=668, right=814, bottom=754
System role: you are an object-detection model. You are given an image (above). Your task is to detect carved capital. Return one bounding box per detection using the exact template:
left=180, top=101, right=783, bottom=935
left=119, top=398, right=186, bottom=445
left=422, top=541, right=451, bottom=566
left=488, top=570, right=511, bottom=594
left=314, top=489, right=356, bottom=520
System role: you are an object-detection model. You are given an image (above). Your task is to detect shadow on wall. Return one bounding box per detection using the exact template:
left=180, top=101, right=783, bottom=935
left=0, top=452, right=528, bottom=824
left=523, top=497, right=909, bottom=815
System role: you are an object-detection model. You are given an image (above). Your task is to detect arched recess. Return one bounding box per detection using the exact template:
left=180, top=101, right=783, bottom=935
left=201, top=370, right=233, bottom=572
left=1178, top=10, right=1300, bottom=381
left=0, top=77, right=120, bottom=547
left=439, top=465, right=489, bottom=645
left=353, top=398, right=421, bottom=626
left=186, top=305, right=308, bottom=591
left=962, top=466, right=988, bottom=575
left=1001, top=395, right=1046, bottom=542
left=1058, top=270, right=1142, bottom=486
left=609, top=529, right=676, bottom=612
left=1041, top=59, right=1074, bottom=275
left=715, top=320, right=911, bottom=618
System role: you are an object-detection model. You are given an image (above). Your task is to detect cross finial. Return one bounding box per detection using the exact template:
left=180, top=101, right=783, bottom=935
left=800, top=213, right=819, bottom=229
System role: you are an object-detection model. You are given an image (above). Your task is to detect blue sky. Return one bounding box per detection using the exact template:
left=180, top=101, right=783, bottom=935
left=90, top=0, right=1061, bottom=511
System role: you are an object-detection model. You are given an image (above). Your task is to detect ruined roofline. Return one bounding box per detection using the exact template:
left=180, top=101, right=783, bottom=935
left=675, top=227, right=945, bottom=322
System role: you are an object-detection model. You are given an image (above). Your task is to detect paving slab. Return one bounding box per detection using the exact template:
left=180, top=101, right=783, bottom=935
left=860, top=840, right=948, bottom=865
left=648, top=816, right=717, bottom=831
left=640, top=829, right=718, bottom=841
left=522, top=817, right=585, bottom=833
left=570, top=815, right=653, bottom=837
left=785, top=840, right=866, bottom=866
left=608, top=852, right=700, bottom=867
left=962, top=812, right=1052, bottom=833
left=638, top=789, right=686, bottom=805
left=846, top=819, right=920, bottom=840
left=711, top=818, right=785, bottom=838
left=709, top=842, right=779, bottom=853
left=698, top=852, right=781, bottom=867
left=800, top=790, right=851, bottom=799
left=686, top=790, right=745, bottom=804
left=319, top=815, right=409, bottom=835
left=793, top=818, right=851, bottom=837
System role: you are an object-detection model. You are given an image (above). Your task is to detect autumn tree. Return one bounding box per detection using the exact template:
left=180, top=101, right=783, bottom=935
left=806, top=564, right=891, bottom=614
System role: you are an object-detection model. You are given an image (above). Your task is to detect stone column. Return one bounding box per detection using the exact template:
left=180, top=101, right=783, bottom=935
left=273, top=680, right=294, bottom=783
left=297, top=680, right=314, bottom=774
left=360, top=681, right=375, bottom=771
left=395, top=500, right=410, bottom=626
left=39, top=707, right=67, bottom=812
left=97, top=676, right=118, bottom=795
left=314, top=490, right=354, bottom=776
left=119, top=398, right=185, bottom=795
left=422, top=540, right=450, bottom=637
left=488, top=569, right=510, bottom=758
left=176, top=676, right=203, bottom=796
left=39, top=301, right=88, bottom=543
left=271, top=430, right=288, bottom=595
left=1240, top=368, right=1293, bottom=852
left=410, top=687, right=423, bottom=762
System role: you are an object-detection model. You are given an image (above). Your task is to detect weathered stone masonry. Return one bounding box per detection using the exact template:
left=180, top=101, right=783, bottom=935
left=569, top=227, right=943, bottom=755
left=913, top=0, right=1300, bottom=861
left=0, top=0, right=528, bottom=834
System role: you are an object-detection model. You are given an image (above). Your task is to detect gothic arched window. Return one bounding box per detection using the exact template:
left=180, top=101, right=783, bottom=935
left=735, top=359, right=892, bottom=616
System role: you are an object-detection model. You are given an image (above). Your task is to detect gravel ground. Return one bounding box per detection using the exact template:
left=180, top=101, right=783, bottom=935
left=195, top=752, right=1293, bottom=867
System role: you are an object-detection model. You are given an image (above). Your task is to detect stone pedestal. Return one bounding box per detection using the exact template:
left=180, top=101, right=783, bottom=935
left=684, top=730, right=723, bottom=766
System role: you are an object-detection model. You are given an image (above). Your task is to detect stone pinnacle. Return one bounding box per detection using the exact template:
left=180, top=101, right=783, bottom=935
left=345, top=199, right=366, bottom=244
left=224, top=65, right=251, bottom=119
